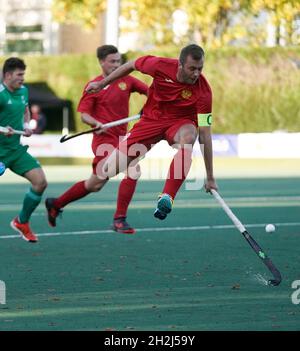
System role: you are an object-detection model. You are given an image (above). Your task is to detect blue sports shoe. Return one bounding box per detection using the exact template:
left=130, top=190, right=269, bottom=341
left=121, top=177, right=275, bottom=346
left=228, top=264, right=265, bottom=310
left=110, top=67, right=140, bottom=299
left=154, top=193, right=173, bottom=220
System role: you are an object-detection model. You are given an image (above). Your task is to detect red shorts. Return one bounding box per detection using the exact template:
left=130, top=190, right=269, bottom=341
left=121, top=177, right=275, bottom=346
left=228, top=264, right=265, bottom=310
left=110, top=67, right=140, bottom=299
left=118, top=117, right=197, bottom=157
left=91, top=134, right=122, bottom=174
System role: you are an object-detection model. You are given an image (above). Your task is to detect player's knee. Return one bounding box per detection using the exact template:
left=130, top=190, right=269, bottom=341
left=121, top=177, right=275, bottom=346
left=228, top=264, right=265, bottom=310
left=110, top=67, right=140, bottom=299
left=181, top=132, right=197, bottom=145
left=33, top=178, right=48, bottom=193
left=176, top=125, right=197, bottom=146
left=135, top=168, right=142, bottom=179
left=127, top=164, right=141, bottom=180
left=86, top=180, right=106, bottom=192
left=89, top=185, right=99, bottom=192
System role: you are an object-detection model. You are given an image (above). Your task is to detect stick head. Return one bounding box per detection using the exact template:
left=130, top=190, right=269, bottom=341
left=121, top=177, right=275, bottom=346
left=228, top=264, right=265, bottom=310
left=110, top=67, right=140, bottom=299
left=268, top=278, right=281, bottom=286
left=60, top=135, right=69, bottom=143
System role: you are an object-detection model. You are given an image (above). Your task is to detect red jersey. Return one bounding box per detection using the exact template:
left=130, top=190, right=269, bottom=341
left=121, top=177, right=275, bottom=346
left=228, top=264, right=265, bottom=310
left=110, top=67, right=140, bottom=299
left=77, top=75, right=148, bottom=137
left=134, top=56, right=212, bottom=121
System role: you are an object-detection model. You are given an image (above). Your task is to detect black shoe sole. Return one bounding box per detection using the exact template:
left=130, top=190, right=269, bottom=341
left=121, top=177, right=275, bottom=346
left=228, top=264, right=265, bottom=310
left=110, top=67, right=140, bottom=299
left=45, top=198, right=57, bottom=227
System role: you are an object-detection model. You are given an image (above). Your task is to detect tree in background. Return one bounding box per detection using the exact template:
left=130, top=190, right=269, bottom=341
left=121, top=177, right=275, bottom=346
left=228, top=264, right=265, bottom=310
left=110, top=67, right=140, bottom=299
left=52, top=0, right=106, bottom=29
left=250, top=0, right=300, bottom=45
left=178, top=0, right=246, bottom=47
left=121, top=0, right=181, bottom=45
left=120, top=0, right=300, bottom=47
left=52, top=0, right=300, bottom=46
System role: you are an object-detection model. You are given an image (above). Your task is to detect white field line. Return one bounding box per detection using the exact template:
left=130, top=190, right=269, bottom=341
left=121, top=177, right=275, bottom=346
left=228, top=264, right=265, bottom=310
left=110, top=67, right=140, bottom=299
left=0, top=195, right=300, bottom=212
left=1, top=222, right=300, bottom=240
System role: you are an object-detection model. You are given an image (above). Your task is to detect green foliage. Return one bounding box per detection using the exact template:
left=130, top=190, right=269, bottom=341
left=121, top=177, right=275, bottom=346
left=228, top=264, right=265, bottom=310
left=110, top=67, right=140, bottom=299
left=52, top=1, right=299, bottom=46
left=1, top=46, right=299, bottom=133
left=204, top=46, right=300, bottom=132
left=120, top=0, right=300, bottom=47
left=52, top=0, right=106, bottom=29
left=121, top=0, right=181, bottom=45
left=250, top=0, right=300, bottom=45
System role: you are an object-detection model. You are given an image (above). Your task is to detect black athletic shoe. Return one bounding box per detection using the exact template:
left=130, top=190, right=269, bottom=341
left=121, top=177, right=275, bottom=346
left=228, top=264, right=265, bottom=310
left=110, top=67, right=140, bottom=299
left=45, top=198, right=63, bottom=227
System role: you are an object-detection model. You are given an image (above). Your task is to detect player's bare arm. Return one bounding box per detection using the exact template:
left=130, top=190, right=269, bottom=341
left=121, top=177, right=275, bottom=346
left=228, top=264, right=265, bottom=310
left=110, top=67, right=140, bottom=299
left=86, top=60, right=136, bottom=93
left=23, top=106, right=33, bottom=137
left=198, top=126, right=218, bottom=192
left=80, top=112, right=104, bottom=135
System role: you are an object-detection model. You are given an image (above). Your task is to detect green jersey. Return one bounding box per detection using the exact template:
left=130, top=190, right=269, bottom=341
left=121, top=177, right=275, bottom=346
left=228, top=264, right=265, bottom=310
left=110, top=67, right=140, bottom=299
left=0, top=82, right=28, bottom=156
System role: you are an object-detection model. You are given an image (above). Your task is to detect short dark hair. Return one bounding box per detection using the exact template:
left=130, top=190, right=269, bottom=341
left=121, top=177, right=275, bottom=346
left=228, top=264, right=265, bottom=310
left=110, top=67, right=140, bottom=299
left=179, top=44, right=205, bottom=65
left=96, top=45, right=118, bottom=60
left=2, top=57, right=26, bottom=75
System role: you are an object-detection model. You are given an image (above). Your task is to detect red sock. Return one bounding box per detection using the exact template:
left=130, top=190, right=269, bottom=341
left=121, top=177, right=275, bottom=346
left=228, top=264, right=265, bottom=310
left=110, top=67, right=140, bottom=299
left=114, top=177, right=138, bottom=219
left=162, top=148, right=192, bottom=199
left=54, top=180, right=90, bottom=209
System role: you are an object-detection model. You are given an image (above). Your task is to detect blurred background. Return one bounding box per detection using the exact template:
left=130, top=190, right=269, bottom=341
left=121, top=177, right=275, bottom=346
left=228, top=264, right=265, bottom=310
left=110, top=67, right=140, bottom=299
left=0, top=0, right=299, bottom=174
left=1, top=2, right=300, bottom=332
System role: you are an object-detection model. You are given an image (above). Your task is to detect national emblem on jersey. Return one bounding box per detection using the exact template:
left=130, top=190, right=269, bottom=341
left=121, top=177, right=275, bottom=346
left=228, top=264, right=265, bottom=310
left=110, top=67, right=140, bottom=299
left=118, top=82, right=127, bottom=91
left=181, top=89, right=192, bottom=99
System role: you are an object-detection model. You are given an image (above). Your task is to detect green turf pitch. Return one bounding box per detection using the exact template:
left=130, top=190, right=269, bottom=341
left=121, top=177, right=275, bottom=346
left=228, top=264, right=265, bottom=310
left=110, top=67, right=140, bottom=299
left=0, top=177, right=300, bottom=331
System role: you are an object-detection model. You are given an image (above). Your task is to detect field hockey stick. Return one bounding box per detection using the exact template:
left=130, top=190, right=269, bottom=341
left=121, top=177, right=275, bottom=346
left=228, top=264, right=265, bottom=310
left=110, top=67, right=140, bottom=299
left=0, top=126, right=26, bottom=135
left=211, top=189, right=282, bottom=286
left=60, top=114, right=141, bottom=143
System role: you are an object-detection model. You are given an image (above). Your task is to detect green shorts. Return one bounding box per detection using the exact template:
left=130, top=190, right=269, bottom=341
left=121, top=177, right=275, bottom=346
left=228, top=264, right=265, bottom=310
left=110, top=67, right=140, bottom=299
left=0, top=145, right=41, bottom=176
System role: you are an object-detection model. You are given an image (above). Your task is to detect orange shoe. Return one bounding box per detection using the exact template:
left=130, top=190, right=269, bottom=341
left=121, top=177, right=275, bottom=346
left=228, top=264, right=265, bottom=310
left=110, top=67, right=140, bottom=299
left=10, top=217, right=38, bottom=243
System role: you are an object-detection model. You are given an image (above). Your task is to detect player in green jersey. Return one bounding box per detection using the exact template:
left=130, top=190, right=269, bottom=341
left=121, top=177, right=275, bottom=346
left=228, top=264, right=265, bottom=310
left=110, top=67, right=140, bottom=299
left=0, top=57, right=48, bottom=242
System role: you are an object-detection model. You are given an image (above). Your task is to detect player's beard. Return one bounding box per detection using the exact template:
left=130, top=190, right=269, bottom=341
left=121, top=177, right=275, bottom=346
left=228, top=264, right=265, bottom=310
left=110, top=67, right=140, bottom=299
left=181, top=69, right=198, bottom=85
